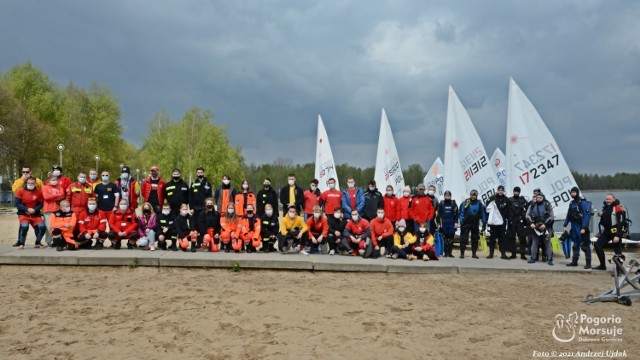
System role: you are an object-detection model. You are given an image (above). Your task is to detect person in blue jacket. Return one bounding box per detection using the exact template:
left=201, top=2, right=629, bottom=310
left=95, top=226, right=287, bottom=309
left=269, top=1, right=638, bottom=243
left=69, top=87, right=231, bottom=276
left=458, top=189, right=486, bottom=259
left=436, top=190, right=458, bottom=258
left=341, top=177, right=365, bottom=220
left=563, top=186, right=592, bottom=269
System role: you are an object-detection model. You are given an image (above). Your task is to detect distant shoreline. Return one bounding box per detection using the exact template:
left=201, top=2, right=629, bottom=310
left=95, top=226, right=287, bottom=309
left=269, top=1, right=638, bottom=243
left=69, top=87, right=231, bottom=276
left=584, top=189, right=639, bottom=192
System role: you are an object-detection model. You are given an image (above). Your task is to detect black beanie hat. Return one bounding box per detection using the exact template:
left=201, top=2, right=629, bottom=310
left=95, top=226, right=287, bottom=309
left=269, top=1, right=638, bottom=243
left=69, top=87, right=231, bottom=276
left=513, top=186, right=521, bottom=193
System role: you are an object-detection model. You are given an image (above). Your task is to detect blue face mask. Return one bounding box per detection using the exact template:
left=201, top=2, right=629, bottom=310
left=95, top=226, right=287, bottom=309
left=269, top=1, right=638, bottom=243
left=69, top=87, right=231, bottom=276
left=101, top=175, right=109, bottom=182
left=120, top=173, right=128, bottom=180
left=78, top=177, right=86, bottom=184
left=89, top=174, right=97, bottom=181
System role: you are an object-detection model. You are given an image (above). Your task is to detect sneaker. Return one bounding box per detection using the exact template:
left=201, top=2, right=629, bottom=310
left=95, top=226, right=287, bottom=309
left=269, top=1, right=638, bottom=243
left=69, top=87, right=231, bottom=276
left=300, top=249, right=309, bottom=255
left=527, top=258, right=536, bottom=264
left=329, top=249, right=335, bottom=256
left=520, top=254, right=527, bottom=260
left=584, top=264, right=591, bottom=269
left=592, top=265, right=607, bottom=271
left=12, top=242, right=20, bottom=247
left=548, top=260, right=554, bottom=266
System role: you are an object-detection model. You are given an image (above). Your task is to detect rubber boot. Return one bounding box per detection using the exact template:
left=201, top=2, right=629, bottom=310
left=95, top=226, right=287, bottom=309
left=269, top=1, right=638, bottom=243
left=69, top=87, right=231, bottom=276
left=487, top=247, right=494, bottom=259
left=472, top=251, right=479, bottom=259
left=459, top=245, right=466, bottom=259
left=191, top=242, right=196, bottom=252
left=584, top=260, right=591, bottom=270
left=566, top=259, right=579, bottom=267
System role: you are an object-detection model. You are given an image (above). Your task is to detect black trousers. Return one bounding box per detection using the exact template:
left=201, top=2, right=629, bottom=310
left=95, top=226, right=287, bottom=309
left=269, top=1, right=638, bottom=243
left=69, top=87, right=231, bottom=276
left=460, top=223, right=479, bottom=253
left=507, top=221, right=527, bottom=255
left=594, top=231, right=623, bottom=267
left=488, top=224, right=506, bottom=254
left=277, top=230, right=309, bottom=251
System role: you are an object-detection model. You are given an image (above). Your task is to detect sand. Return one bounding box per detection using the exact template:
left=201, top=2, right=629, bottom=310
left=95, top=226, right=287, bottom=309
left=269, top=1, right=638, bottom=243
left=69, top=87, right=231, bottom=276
left=0, top=214, right=639, bottom=359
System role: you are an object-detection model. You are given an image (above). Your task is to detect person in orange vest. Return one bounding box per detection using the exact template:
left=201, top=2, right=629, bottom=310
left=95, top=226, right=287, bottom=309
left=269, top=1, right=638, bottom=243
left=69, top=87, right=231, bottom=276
left=239, top=203, right=262, bottom=252
left=234, top=179, right=256, bottom=217
left=115, top=166, right=141, bottom=213
left=14, top=176, right=46, bottom=249
left=304, top=205, right=328, bottom=255
left=77, top=198, right=108, bottom=249
left=369, top=208, right=394, bottom=258
left=214, top=174, right=236, bottom=214
left=50, top=200, right=77, bottom=251
left=67, top=171, right=94, bottom=217
left=42, top=173, right=66, bottom=247
left=303, top=179, right=321, bottom=220
left=219, top=203, right=240, bottom=253
left=87, top=169, right=100, bottom=190
left=108, top=199, right=139, bottom=249
left=383, top=185, right=399, bottom=227
left=319, top=177, right=342, bottom=217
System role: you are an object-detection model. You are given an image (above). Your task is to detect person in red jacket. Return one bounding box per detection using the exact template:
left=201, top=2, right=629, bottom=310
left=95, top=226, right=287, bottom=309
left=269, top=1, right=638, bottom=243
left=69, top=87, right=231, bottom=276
left=383, top=185, right=399, bottom=226
left=108, top=199, right=139, bottom=249
left=409, top=183, right=435, bottom=234
left=344, top=209, right=370, bottom=257
left=304, top=205, right=328, bottom=254
left=369, top=208, right=394, bottom=258
left=42, top=173, right=66, bottom=247
left=141, top=165, right=166, bottom=214
left=14, top=176, right=46, bottom=249
left=319, top=178, right=342, bottom=216
left=303, top=179, right=321, bottom=220
left=46, top=164, right=72, bottom=191
left=67, top=171, right=94, bottom=217
left=50, top=200, right=77, bottom=251
left=398, top=186, right=412, bottom=232
left=115, top=166, right=141, bottom=213
left=77, top=198, right=108, bottom=249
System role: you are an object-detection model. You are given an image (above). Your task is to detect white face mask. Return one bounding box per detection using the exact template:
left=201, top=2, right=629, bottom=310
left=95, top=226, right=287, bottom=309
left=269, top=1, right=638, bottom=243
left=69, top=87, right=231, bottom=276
left=288, top=212, right=296, bottom=219
left=242, top=183, right=249, bottom=189
left=369, top=186, right=375, bottom=191
left=26, top=184, right=35, bottom=190
left=428, top=190, right=435, bottom=196
left=50, top=180, right=58, bottom=186
left=88, top=204, right=97, bottom=211
left=288, top=179, right=295, bottom=186
left=62, top=207, right=71, bottom=213
left=313, top=212, right=321, bottom=218
left=310, top=185, right=317, bottom=191
left=265, top=210, right=273, bottom=216
left=119, top=205, right=128, bottom=212
left=52, top=170, right=61, bottom=177
left=377, top=213, right=384, bottom=219
left=347, top=182, right=355, bottom=189
left=328, top=183, right=336, bottom=190
left=386, top=191, right=393, bottom=196
left=227, top=208, right=235, bottom=214
left=351, top=215, right=359, bottom=221
left=334, top=213, right=341, bottom=219
left=162, top=210, right=170, bottom=215
left=398, top=227, right=406, bottom=232
left=403, top=191, right=410, bottom=197
left=180, top=210, right=188, bottom=216
left=419, top=227, right=427, bottom=233
left=222, top=179, right=230, bottom=185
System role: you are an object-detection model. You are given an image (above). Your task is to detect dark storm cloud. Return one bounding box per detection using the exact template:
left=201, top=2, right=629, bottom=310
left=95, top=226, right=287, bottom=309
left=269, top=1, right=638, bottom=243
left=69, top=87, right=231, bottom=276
left=1, top=0, right=639, bottom=173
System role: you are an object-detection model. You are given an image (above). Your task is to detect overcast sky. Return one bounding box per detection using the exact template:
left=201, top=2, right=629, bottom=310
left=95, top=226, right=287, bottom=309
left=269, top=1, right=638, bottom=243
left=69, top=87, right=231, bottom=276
left=1, top=0, right=639, bottom=174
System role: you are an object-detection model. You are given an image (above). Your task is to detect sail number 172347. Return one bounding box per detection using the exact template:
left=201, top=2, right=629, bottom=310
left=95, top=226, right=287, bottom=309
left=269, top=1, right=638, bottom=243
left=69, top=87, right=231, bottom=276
left=518, top=155, right=559, bottom=185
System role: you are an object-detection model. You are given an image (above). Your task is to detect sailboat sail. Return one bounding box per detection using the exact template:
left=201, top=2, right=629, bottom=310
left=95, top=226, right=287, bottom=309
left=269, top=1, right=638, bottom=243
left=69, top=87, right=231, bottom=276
left=506, top=78, right=578, bottom=217
left=490, top=148, right=507, bottom=189
left=374, top=109, right=405, bottom=197
left=315, top=115, right=340, bottom=192
left=423, top=157, right=445, bottom=198
left=443, top=86, right=498, bottom=204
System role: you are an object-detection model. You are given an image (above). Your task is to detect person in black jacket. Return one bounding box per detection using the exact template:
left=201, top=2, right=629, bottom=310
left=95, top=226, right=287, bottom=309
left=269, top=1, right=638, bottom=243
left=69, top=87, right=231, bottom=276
left=156, top=202, right=177, bottom=251
left=174, top=203, right=197, bottom=252
left=485, top=185, right=510, bottom=259
left=326, top=207, right=348, bottom=255
left=256, top=177, right=278, bottom=217
left=164, top=169, right=189, bottom=218
left=279, top=174, right=304, bottom=215
left=189, top=167, right=213, bottom=223
left=198, top=197, right=220, bottom=251
left=507, top=186, right=528, bottom=260
left=259, top=204, right=279, bottom=252
left=363, top=180, right=384, bottom=221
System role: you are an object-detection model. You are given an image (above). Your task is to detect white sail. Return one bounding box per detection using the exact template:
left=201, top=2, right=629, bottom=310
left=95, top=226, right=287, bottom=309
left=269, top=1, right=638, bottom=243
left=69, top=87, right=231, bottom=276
left=423, top=157, right=445, bottom=198
left=490, top=148, right=507, bottom=189
left=374, top=109, right=405, bottom=197
left=506, top=77, right=578, bottom=217
left=443, top=86, right=499, bottom=204
left=315, top=115, right=340, bottom=192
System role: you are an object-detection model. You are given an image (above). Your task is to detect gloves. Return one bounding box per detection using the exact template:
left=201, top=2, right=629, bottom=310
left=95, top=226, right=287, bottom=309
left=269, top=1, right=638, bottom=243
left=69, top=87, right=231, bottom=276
left=481, top=223, right=487, bottom=232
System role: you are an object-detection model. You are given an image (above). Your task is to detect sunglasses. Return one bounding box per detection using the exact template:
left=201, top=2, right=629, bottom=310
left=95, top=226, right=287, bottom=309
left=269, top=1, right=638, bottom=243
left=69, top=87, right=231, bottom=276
left=22, top=171, right=30, bottom=174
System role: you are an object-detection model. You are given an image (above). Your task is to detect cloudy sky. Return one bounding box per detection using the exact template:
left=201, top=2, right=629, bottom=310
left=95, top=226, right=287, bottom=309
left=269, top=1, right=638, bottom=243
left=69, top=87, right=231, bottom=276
left=1, top=0, right=639, bottom=174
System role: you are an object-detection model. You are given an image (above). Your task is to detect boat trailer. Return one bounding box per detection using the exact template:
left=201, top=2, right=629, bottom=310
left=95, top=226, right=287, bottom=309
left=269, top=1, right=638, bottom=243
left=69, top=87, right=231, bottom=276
left=584, top=255, right=640, bottom=306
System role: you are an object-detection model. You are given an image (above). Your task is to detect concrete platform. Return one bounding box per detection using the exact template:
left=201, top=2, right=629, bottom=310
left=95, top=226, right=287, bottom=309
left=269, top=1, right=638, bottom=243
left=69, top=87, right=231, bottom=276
left=0, top=245, right=613, bottom=275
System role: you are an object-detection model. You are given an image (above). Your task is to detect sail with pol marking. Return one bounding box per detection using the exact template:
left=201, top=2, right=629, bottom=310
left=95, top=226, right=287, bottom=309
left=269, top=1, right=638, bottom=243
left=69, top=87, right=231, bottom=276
left=490, top=148, right=507, bottom=189
left=315, top=115, right=340, bottom=192
left=443, top=86, right=499, bottom=204
left=423, top=157, right=445, bottom=198
left=506, top=77, right=578, bottom=217
left=374, top=109, right=405, bottom=197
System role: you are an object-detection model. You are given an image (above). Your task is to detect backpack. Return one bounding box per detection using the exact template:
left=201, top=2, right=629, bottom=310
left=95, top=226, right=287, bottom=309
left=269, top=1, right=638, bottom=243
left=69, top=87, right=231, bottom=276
left=616, top=204, right=632, bottom=239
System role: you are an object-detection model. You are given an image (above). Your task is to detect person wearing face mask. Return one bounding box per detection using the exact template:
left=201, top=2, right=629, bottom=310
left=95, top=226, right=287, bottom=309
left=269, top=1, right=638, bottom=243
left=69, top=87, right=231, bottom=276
left=319, top=177, right=342, bottom=217
left=214, top=174, right=237, bottom=214
left=189, top=167, right=213, bottom=221
left=239, top=204, right=262, bottom=252
left=458, top=189, right=487, bottom=259
left=77, top=198, right=108, bottom=249
left=46, top=164, right=72, bottom=190
left=279, top=174, right=305, bottom=215
left=382, top=185, right=399, bottom=227
left=256, top=177, right=278, bottom=217
left=363, top=180, right=384, bottom=222
left=344, top=209, right=370, bottom=256
left=115, top=166, right=141, bottom=214
left=219, top=203, right=240, bottom=253
left=200, top=198, right=221, bottom=252
left=108, top=199, right=140, bottom=250
left=136, top=202, right=158, bottom=251
left=156, top=202, right=177, bottom=251
left=234, top=179, right=257, bottom=217
left=164, top=168, right=190, bottom=218
left=67, top=171, right=95, bottom=217
left=436, top=190, right=459, bottom=258
left=50, top=200, right=78, bottom=251
left=525, top=192, right=555, bottom=266
left=408, top=184, right=435, bottom=234
left=412, top=224, right=438, bottom=261
left=278, top=204, right=309, bottom=254
left=141, top=165, right=166, bottom=214
left=304, top=205, right=328, bottom=255
left=260, top=204, right=279, bottom=253
left=326, top=207, right=348, bottom=255
left=341, top=177, right=364, bottom=220
left=426, top=184, right=439, bottom=234
left=42, top=173, right=67, bottom=247
left=303, top=179, right=321, bottom=220
left=175, top=203, right=198, bottom=252
left=390, top=219, right=417, bottom=260
left=562, top=187, right=592, bottom=269
left=484, top=185, right=510, bottom=260
left=369, top=208, right=394, bottom=258
left=14, top=176, right=46, bottom=249
left=87, top=169, right=100, bottom=190
left=94, top=171, right=120, bottom=220
left=398, top=186, right=412, bottom=233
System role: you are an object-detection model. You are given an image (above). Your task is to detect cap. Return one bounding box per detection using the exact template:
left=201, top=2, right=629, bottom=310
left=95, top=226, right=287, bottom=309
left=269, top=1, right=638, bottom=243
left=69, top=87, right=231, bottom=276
left=444, top=190, right=452, bottom=196
left=513, top=186, right=521, bottom=193
left=121, top=166, right=131, bottom=174
left=497, top=185, right=505, bottom=191
left=417, top=183, right=426, bottom=190
left=533, top=188, right=541, bottom=194
left=470, top=189, right=478, bottom=195
left=52, top=164, right=62, bottom=170
left=150, top=165, right=159, bottom=171
left=396, top=219, right=407, bottom=228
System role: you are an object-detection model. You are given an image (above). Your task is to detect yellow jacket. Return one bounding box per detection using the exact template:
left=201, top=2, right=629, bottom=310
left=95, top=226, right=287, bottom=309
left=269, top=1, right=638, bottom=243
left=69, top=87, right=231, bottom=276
left=393, top=231, right=416, bottom=248
left=280, top=215, right=308, bottom=235
left=12, top=177, right=44, bottom=193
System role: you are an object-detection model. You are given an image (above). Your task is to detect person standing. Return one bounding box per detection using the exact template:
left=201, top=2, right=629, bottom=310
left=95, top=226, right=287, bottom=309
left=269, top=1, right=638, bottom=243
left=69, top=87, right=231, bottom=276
left=303, top=179, right=321, bottom=220
left=426, top=184, right=439, bottom=234
left=115, top=166, right=141, bottom=213
left=279, top=174, right=304, bottom=215
left=408, top=184, right=435, bottom=234
left=319, top=178, right=342, bottom=217
left=382, top=185, right=399, bottom=227
left=507, top=186, right=528, bottom=260
left=256, top=178, right=278, bottom=217
left=593, top=193, right=628, bottom=271
left=458, top=189, right=486, bottom=259
left=11, top=165, right=44, bottom=192
left=436, top=190, right=458, bottom=258
left=214, top=174, right=237, bottom=214
left=341, top=177, right=364, bottom=220
left=398, top=186, right=412, bottom=231
left=141, top=165, right=166, bottom=214
left=563, top=187, right=592, bottom=269
left=67, top=171, right=94, bottom=216
left=47, top=164, right=72, bottom=190
left=94, top=171, right=120, bottom=220
left=363, top=180, right=384, bottom=221
left=526, top=192, right=555, bottom=266
left=42, top=173, right=66, bottom=247
left=234, top=179, right=256, bottom=217
left=164, top=168, right=189, bottom=218
left=14, top=176, right=46, bottom=249
left=485, top=185, right=510, bottom=260
left=189, top=166, right=213, bottom=221
left=87, top=169, right=100, bottom=190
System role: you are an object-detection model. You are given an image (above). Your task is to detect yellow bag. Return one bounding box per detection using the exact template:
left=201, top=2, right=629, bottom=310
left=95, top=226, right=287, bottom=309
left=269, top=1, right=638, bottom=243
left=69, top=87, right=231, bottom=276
left=551, top=235, right=561, bottom=254
left=480, top=234, right=488, bottom=253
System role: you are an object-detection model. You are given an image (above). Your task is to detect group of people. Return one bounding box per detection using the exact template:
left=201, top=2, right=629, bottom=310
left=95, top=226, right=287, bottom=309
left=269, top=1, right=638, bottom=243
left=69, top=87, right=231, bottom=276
left=12, top=164, right=627, bottom=268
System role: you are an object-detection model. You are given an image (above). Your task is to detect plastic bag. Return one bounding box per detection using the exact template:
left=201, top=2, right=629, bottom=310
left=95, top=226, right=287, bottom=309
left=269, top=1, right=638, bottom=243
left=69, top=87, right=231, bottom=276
left=550, top=235, right=561, bottom=254
left=480, top=234, right=488, bottom=253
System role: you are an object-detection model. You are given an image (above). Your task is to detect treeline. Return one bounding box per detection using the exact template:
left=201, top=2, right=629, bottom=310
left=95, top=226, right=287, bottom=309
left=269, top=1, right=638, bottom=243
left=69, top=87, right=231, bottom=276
left=572, top=171, right=640, bottom=191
